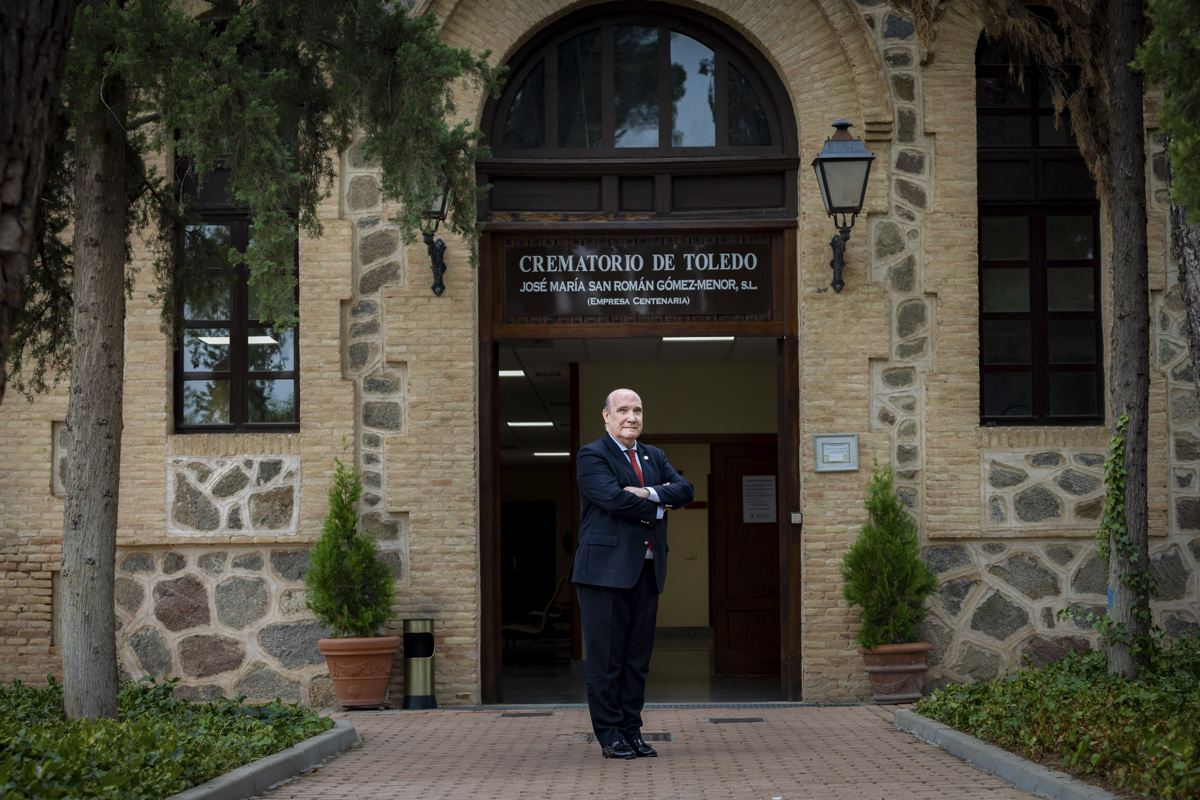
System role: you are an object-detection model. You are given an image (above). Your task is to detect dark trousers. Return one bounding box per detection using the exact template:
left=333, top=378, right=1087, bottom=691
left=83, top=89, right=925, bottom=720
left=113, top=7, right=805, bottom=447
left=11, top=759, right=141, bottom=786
left=576, top=559, right=660, bottom=746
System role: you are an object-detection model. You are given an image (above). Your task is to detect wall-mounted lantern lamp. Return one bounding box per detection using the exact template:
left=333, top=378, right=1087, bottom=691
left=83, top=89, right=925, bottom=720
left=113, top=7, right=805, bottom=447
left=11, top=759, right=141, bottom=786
left=811, top=119, right=875, bottom=293
left=421, top=185, right=450, bottom=296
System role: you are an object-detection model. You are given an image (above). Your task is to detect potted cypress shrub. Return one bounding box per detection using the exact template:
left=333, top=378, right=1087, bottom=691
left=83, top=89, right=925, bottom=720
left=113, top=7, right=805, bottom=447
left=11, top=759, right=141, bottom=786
left=840, top=460, right=939, bottom=703
left=306, top=446, right=400, bottom=708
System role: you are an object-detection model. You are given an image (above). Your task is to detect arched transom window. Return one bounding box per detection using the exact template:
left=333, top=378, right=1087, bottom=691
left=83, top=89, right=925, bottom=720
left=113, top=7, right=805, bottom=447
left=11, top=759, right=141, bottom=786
left=479, top=3, right=797, bottom=221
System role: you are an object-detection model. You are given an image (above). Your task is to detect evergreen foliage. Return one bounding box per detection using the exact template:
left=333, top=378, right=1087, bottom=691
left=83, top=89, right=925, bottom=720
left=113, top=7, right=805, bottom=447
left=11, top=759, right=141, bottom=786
left=1135, top=0, right=1200, bottom=222
left=0, top=676, right=332, bottom=799
left=304, top=446, right=395, bottom=638
left=9, top=0, right=503, bottom=394
left=7, top=118, right=74, bottom=398
left=918, top=634, right=1200, bottom=798
left=840, top=461, right=938, bottom=650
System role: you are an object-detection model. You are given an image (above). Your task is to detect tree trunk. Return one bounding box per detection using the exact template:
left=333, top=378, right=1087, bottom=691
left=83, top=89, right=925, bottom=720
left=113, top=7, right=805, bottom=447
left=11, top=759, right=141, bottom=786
left=1104, top=0, right=1151, bottom=679
left=60, top=104, right=127, bottom=720
left=1172, top=204, right=1200, bottom=401
left=0, top=0, right=76, bottom=406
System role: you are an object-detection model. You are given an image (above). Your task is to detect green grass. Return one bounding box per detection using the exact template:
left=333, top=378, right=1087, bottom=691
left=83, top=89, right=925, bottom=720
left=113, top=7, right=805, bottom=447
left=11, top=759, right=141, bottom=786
left=0, top=676, right=334, bottom=799
left=916, top=631, right=1200, bottom=799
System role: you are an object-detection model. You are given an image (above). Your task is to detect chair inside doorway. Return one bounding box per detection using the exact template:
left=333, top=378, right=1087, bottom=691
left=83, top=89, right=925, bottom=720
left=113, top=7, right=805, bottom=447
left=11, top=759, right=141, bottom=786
left=501, top=574, right=570, bottom=663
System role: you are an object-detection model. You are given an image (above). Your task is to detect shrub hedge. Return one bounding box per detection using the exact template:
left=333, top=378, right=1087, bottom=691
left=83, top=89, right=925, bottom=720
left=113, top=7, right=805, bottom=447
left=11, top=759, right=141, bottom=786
left=0, top=677, right=333, bottom=799
left=916, top=632, right=1200, bottom=799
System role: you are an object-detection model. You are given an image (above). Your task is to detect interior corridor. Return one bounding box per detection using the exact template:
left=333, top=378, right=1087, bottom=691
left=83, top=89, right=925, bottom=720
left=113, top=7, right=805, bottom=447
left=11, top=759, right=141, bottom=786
left=501, top=629, right=780, bottom=705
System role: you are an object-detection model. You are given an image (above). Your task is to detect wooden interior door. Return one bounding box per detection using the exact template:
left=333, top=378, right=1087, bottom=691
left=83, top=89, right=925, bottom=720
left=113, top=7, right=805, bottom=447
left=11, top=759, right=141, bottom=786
left=711, top=442, right=780, bottom=675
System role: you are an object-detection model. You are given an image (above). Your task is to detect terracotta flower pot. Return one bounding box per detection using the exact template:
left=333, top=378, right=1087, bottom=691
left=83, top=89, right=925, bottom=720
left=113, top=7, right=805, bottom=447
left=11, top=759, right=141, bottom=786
left=857, top=641, right=932, bottom=704
left=318, top=635, right=401, bottom=708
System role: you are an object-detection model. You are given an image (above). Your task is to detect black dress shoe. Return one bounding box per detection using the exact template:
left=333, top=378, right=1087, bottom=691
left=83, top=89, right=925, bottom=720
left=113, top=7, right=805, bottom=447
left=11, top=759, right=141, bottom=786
left=601, top=739, right=636, bottom=759
left=628, top=737, right=658, bottom=757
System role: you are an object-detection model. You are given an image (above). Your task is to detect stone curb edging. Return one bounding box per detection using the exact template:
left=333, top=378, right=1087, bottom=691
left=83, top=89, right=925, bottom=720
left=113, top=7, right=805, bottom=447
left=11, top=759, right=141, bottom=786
left=167, top=719, right=359, bottom=800
left=894, top=710, right=1120, bottom=800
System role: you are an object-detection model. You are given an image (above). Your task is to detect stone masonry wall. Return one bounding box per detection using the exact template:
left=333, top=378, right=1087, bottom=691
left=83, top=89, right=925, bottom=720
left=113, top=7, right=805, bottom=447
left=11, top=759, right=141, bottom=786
left=0, top=145, right=359, bottom=696
left=1151, top=139, right=1200, bottom=541
left=116, top=546, right=335, bottom=705
left=0, top=413, right=64, bottom=683
left=981, top=449, right=1105, bottom=534
left=339, top=143, right=412, bottom=588
left=861, top=2, right=1197, bottom=699
left=340, top=134, right=478, bottom=704
left=799, top=0, right=913, bottom=701
left=3, top=0, right=1199, bottom=709
left=918, top=536, right=1199, bottom=688
left=167, top=456, right=301, bottom=536
left=109, top=151, right=361, bottom=704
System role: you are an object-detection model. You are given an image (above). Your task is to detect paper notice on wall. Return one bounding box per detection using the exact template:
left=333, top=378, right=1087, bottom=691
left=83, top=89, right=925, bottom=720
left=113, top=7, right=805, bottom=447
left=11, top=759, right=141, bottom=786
left=823, top=442, right=851, bottom=463
left=742, top=475, right=777, bottom=523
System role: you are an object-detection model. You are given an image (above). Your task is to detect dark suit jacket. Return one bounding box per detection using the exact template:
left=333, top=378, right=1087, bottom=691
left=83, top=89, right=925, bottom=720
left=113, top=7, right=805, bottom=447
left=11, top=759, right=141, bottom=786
left=570, top=435, right=694, bottom=593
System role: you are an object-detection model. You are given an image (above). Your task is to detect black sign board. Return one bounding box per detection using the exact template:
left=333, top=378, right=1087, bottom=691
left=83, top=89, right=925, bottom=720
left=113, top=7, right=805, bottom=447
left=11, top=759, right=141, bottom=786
left=502, top=236, right=775, bottom=321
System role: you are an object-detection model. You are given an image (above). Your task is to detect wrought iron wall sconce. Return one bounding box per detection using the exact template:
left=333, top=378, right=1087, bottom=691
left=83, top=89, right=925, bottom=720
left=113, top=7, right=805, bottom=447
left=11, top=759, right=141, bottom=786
left=422, top=186, right=449, bottom=296
left=811, top=120, right=875, bottom=292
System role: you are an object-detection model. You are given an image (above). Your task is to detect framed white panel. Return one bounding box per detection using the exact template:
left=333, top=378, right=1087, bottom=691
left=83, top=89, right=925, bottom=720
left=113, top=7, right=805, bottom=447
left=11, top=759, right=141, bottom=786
left=813, top=433, right=859, bottom=472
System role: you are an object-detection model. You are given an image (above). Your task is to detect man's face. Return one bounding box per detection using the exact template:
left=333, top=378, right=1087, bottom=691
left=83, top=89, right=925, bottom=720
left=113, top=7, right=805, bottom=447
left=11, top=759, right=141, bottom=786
left=603, top=390, right=643, bottom=448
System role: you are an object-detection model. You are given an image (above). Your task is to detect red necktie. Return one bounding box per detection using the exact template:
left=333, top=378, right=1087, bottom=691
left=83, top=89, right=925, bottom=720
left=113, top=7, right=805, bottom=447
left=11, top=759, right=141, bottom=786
left=626, top=449, right=644, bottom=486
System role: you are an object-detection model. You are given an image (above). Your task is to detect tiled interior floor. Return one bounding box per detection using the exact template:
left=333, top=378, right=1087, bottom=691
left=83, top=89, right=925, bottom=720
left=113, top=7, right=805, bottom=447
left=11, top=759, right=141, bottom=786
left=500, top=629, right=780, bottom=704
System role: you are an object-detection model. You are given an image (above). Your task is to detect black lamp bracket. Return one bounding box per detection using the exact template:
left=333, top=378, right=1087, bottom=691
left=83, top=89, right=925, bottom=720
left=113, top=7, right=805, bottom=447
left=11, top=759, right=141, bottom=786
left=424, top=230, right=447, bottom=296
left=827, top=213, right=858, bottom=293
left=830, top=210, right=857, bottom=230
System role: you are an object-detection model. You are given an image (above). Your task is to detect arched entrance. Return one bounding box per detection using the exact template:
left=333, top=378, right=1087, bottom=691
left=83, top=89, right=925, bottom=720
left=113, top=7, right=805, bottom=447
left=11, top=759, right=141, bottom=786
left=476, top=1, right=801, bottom=703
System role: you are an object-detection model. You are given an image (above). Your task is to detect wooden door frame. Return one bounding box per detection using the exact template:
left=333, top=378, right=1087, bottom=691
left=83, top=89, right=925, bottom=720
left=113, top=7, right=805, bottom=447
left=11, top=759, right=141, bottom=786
left=478, top=228, right=801, bottom=704
left=777, top=222, right=801, bottom=700
left=778, top=333, right=801, bottom=700
left=480, top=236, right=502, bottom=704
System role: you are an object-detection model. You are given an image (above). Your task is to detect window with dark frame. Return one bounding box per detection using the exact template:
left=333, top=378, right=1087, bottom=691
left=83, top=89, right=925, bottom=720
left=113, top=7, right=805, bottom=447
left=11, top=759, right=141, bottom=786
left=479, top=3, right=798, bottom=222
left=976, top=29, right=1103, bottom=426
left=174, top=171, right=300, bottom=432
left=496, top=16, right=778, bottom=155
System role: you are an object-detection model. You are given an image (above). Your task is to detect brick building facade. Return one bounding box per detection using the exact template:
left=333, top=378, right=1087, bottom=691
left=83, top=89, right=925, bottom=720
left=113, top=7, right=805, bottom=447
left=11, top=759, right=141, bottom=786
left=0, top=0, right=1196, bottom=706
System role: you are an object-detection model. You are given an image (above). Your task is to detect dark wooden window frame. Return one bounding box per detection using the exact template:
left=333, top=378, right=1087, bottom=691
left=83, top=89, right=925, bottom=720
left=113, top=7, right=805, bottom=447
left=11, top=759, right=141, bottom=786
left=173, top=170, right=300, bottom=433
left=489, top=11, right=788, bottom=158
left=478, top=2, right=799, bottom=223
left=977, top=44, right=1104, bottom=427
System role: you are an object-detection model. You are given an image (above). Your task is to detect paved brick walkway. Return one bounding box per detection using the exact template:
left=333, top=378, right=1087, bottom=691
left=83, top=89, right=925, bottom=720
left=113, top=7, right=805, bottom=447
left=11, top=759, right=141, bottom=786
left=258, top=705, right=1036, bottom=799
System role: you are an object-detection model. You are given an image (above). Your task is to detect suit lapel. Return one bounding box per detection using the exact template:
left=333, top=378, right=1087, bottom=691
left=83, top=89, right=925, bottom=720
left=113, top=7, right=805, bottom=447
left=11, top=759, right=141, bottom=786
left=638, top=445, right=657, bottom=486
left=602, top=435, right=644, bottom=486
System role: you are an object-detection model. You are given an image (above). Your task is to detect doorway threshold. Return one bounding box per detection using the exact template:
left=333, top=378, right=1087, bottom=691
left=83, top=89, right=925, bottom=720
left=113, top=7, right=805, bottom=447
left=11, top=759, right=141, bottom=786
left=501, top=629, right=786, bottom=704
left=470, top=701, right=858, bottom=710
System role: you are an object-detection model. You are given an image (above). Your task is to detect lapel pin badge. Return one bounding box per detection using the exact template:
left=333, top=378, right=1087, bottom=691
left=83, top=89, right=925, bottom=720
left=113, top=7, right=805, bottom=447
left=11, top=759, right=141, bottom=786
left=643, top=455, right=648, bottom=460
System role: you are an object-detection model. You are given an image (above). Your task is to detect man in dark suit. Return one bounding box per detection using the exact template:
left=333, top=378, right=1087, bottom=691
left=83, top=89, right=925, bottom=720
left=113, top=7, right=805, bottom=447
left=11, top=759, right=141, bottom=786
left=571, top=388, right=694, bottom=760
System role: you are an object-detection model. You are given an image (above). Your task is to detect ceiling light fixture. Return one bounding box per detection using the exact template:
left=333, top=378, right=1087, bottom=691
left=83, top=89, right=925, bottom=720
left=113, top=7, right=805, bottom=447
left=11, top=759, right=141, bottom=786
left=507, top=421, right=554, bottom=427
left=533, top=452, right=570, bottom=457
left=498, top=370, right=525, bottom=377
left=661, top=336, right=735, bottom=342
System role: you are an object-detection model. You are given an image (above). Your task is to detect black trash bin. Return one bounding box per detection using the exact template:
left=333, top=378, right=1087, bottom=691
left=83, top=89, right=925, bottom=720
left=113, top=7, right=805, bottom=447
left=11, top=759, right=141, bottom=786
left=402, top=618, right=436, bottom=709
